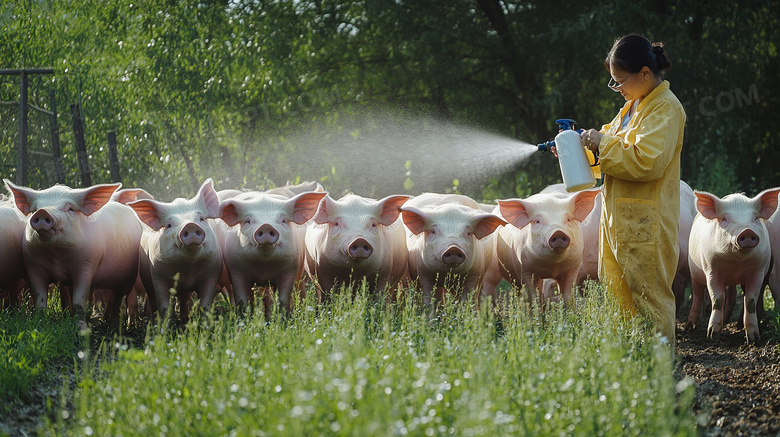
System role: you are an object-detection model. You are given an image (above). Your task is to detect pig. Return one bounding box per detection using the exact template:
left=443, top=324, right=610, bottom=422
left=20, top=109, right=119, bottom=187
left=400, top=193, right=507, bottom=307
left=305, top=194, right=410, bottom=302
left=0, top=202, right=26, bottom=308
left=764, top=195, right=780, bottom=310
left=111, top=187, right=154, bottom=204
left=128, top=179, right=223, bottom=323
left=217, top=191, right=326, bottom=315
left=4, top=180, right=142, bottom=329
left=482, top=189, right=599, bottom=307
left=673, top=181, right=698, bottom=314
left=537, top=184, right=602, bottom=301
left=685, top=188, right=780, bottom=343
left=105, top=187, right=155, bottom=322
left=266, top=181, right=324, bottom=197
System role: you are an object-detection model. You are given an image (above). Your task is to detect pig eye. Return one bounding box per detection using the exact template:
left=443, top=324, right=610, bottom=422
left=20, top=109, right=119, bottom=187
left=68, top=206, right=75, bottom=213
left=166, top=223, right=172, bottom=229
left=281, top=218, right=287, bottom=224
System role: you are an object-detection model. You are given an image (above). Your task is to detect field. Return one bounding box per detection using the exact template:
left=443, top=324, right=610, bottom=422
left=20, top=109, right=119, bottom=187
left=1, top=284, right=778, bottom=437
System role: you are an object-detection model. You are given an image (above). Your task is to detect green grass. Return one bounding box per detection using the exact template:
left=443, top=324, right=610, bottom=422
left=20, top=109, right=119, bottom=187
left=47, top=283, right=696, bottom=436
left=0, top=300, right=77, bottom=404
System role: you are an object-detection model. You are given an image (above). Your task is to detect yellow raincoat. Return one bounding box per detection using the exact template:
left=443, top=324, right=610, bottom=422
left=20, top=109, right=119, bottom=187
left=596, top=80, right=685, bottom=342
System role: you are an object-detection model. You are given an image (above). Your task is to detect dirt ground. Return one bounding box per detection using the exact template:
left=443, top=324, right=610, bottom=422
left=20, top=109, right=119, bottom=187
left=675, top=300, right=780, bottom=437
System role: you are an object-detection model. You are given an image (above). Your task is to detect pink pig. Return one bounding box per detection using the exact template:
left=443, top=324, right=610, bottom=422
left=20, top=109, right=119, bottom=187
left=673, top=181, right=698, bottom=314
left=128, top=179, right=223, bottom=323
left=482, top=189, right=598, bottom=306
left=218, top=191, right=326, bottom=315
left=4, top=180, right=142, bottom=329
left=400, top=193, right=507, bottom=307
left=305, top=194, right=410, bottom=301
left=764, top=195, right=780, bottom=312
left=0, top=201, right=26, bottom=308
left=686, top=188, right=780, bottom=342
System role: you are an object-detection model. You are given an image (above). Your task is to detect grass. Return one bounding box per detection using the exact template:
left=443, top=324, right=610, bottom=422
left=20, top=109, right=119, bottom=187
left=0, top=298, right=77, bottom=405
left=45, top=282, right=696, bottom=436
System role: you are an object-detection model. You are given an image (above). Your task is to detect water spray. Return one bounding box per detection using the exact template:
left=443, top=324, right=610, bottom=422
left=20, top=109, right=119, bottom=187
left=537, top=119, right=597, bottom=192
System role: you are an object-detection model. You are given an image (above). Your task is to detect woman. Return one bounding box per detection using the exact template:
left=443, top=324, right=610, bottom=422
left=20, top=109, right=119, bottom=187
left=581, top=35, right=685, bottom=344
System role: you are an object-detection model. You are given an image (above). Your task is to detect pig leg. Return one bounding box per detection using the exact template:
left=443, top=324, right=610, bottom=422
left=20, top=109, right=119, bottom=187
left=196, top=277, right=221, bottom=316
left=230, top=273, right=254, bottom=314
left=151, top=278, right=173, bottom=320
left=559, top=272, right=579, bottom=307
left=105, top=286, right=132, bottom=331
left=685, top=278, right=706, bottom=331
left=672, top=273, right=687, bottom=316
left=26, top=271, right=50, bottom=310
left=723, top=285, right=737, bottom=326
left=743, top=277, right=764, bottom=343
left=275, top=275, right=297, bottom=313
left=317, top=276, right=336, bottom=306
left=480, top=261, right=502, bottom=307
left=706, top=278, right=727, bottom=338
left=70, top=274, right=96, bottom=331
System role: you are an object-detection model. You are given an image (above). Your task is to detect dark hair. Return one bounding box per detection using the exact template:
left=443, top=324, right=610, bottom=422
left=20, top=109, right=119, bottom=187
left=604, top=34, right=672, bottom=79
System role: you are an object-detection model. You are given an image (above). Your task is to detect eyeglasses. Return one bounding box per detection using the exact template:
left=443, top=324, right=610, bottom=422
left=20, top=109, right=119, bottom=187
left=607, top=74, right=632, bottom=92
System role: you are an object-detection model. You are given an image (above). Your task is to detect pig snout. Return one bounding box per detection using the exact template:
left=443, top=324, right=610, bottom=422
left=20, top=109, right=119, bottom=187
left=348, top=238, right=373, bottom=259
left=30, top=210, right=55, bottom=234
left=548, top=230, right=570, bottom=251
left=254, top=224, right=279, bottom=246
left=179, top=223, right=206, bottom=247
left=736, top=229, right=760, bottom=249
left=441, top=245, right=466, bottom=266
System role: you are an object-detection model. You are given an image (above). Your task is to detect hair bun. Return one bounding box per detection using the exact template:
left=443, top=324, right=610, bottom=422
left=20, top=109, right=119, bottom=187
left=652, top=45, right=665, bottom=55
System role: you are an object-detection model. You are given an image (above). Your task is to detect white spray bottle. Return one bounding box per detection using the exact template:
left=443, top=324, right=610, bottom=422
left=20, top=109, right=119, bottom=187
left=537, top=119, right=596, bottom=192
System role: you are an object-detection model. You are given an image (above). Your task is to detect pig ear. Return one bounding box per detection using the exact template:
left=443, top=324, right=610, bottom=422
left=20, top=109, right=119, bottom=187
left=219, top=200, right=242, bottom=227
left=755, top=187, right=780, bottom=220
left=694, top=191, right=721, bottom=220
left=4, top=179, right=35, bottom=215
left=197, top=178, right=220, bottom=218
left=470, top=214, right=507, bottom=239
left=79, top=183, right=121, bottom=216
left=112, top=188, right=154, bottom=205
left=400, top=206, right=430, bottom=235
left=314, top=183, right=325, bottom=192
left=288, top=191, right=328, bottom=224
left=128, top=199, right=166, bottom=230
left=313, top=195, right=336, bottom=225
left=497, top=199, right=532, bottom=229
left=375, top=195, right=411, bottom=226
left=570, top=189, right=599, bottom=222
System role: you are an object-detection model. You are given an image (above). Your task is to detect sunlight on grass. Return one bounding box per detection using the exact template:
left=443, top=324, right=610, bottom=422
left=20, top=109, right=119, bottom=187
left=48, top=282, right=696, bottom=436
left=0, top=293, right=76, bottom=405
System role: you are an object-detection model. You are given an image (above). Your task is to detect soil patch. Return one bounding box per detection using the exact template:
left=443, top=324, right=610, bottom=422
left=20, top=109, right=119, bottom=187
left=676, top=310, right=780, bottom=436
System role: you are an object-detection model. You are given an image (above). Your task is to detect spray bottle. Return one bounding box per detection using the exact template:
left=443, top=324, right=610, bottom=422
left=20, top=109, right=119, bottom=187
left=537, top=119, right=596, bottom=192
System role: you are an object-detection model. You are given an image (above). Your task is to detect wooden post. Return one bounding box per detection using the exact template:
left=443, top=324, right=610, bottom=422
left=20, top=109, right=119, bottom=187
left=0, top=69, right=54, bottom=186
left=106, top=131, right=121, bottom=183
left=70, top=103, right=92, bottom=187
left=18, top=72, right=28, bottom=185
left=48, top=90, right=64, bottom=184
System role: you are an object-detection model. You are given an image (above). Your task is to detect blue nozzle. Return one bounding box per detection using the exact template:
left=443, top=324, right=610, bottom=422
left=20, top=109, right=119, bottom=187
left=537, top=140, right=555, bottom=152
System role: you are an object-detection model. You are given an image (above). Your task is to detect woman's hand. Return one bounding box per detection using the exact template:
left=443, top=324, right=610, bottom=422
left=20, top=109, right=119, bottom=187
left=580, top=129, right=603, bottom=153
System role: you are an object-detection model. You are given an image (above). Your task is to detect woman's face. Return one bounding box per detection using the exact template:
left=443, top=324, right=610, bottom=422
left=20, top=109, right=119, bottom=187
left=609, top=65, right=653, bottom=101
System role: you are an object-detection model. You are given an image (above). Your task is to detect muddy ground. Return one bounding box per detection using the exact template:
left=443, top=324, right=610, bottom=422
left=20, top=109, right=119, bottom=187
left=2, top=309, right=779, bottom=436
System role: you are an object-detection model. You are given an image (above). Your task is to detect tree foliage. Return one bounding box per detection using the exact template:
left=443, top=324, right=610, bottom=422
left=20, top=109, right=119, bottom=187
left=1, top=0, right=777, bottom=199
